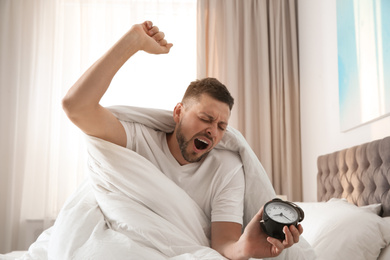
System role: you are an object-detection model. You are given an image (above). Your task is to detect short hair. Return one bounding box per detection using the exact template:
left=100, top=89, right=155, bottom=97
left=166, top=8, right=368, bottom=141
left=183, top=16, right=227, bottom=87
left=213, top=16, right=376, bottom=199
left=182, top=77, right=234, bottom=110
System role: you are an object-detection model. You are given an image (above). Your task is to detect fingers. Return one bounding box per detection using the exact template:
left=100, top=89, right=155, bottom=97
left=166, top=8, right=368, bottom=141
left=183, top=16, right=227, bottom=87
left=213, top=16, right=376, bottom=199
left=143, top=20, right=153, bottom=30
left=161, top=43, right=173, bottom=53
left=284, top=226, right=294, bottom=246
left=297, top=224, right=304, bottom=235
left=152, top=32, right=165, bottom=43
left=144, top=23, right=164, bottom=43
left=148, top=25, right=160, bottom=37
left=149, top=29, right=169, bottom=47
left=158, top=39, right=167, bottom=46
left=267, top=236, right=284, bottom=255
left=142, top=21, right=173, bottom=51
left=290, top=225, right=301, bottom=243
left=282, top=225, right=301, bottom=249
left=267, top=228, right=297, bottom=257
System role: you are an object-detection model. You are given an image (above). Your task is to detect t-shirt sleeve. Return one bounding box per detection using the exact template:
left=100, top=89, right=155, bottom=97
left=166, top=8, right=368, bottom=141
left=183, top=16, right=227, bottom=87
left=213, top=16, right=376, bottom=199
left=211, top=165, right=245, bottom=225
left=119, top=120, right=135, bottom=149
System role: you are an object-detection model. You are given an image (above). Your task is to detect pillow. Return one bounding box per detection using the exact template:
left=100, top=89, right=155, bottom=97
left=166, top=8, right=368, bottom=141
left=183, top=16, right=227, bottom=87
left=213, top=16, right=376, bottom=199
left=295, top=199, right=390, bottom=260
left=378, top=217, right=390, bottom=260
left=360, top=202, right=383, bottom=215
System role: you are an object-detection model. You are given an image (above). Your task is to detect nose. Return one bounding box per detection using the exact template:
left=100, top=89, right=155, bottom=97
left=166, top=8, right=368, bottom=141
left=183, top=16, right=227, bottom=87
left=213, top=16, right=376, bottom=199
left=206, top=123, right=218, bottom=138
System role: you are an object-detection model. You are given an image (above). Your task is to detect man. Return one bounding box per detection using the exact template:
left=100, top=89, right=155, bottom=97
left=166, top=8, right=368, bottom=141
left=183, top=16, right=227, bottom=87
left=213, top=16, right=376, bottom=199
left=62, top=21, right=302, bottom=259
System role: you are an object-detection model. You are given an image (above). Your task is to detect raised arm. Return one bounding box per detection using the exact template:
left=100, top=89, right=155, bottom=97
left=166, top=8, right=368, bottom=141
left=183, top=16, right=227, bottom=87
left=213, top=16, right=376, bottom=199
left=62, top=21, right=172, bottom=147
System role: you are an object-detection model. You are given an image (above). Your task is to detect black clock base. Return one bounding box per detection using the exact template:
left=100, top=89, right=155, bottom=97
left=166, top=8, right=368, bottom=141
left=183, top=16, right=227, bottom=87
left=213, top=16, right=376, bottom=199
left=260, top=221, right=286, bottom=241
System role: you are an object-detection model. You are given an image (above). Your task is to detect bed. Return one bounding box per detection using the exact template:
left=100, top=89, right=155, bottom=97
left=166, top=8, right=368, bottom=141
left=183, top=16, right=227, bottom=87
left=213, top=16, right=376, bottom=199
left=1, top=109, right=389, bottom=259
left=296, top=136, right=390, bottom=260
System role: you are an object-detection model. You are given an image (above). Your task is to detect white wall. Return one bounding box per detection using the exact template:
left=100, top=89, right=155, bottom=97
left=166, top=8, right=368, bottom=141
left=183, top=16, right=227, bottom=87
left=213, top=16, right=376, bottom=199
left=298, top=0, right=390, bottom=202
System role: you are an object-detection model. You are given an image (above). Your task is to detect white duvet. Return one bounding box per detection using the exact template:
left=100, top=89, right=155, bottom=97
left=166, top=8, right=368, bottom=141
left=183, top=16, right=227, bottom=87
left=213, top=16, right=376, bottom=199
left=16, top=106, right=315, bottom=260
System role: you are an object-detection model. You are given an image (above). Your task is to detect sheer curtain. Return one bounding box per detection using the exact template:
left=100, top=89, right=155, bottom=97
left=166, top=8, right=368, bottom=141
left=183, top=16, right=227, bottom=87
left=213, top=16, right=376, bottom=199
left=197, top=0, right=302, bottom=201
left=0, top=0, right=196, bottom=253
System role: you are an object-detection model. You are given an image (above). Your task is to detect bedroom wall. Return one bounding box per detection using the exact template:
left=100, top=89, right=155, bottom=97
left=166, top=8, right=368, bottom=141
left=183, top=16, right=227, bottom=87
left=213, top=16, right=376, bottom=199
left=298, top=0, right=390, bottom=202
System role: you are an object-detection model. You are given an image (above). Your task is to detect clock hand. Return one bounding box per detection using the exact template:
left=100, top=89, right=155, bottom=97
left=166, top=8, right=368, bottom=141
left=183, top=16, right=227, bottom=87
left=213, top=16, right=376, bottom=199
left=273, top=212, right=292, bottom=222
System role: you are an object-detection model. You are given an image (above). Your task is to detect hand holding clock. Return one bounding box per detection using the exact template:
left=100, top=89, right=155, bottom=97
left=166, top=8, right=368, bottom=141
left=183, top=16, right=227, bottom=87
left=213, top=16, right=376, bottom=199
left=237, top=199, right=304, bottom=259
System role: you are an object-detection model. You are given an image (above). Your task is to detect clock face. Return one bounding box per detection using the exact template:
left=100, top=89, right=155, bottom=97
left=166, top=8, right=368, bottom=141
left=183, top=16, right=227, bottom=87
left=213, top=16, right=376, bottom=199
left=265, top=201, right=298, bottom=224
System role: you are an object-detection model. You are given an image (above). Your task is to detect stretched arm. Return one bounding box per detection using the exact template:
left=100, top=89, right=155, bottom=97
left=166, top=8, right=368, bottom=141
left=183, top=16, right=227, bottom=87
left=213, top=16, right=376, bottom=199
left=62, top=21, right=173, bottom=147
left=211, top=207, right=303, bottom=260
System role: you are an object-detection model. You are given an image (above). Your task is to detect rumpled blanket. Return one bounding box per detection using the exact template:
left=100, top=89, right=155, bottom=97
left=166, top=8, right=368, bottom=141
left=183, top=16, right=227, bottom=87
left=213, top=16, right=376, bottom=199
left=17, top=106, right=315, bottom=260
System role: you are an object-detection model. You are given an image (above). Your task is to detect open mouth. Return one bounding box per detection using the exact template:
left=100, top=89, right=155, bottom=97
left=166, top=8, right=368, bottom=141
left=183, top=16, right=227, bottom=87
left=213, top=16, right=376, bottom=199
left=194, top=138, right=209, bottom=151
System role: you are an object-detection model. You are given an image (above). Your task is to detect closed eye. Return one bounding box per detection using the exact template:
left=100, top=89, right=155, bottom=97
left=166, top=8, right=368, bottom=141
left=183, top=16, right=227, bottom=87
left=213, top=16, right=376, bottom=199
left=199, top=114, right=227, bottom=131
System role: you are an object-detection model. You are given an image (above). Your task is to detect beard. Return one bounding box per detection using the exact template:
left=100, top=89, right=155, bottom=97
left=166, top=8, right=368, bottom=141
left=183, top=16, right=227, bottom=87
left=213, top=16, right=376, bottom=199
left=176, top=121, right=210, bottom=163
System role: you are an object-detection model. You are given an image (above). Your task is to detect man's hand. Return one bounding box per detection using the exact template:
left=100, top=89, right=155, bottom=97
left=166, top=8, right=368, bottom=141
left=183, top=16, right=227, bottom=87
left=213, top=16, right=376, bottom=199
left=130, top=21, right=173, bottom=54
left=238, top=207, right=303, bottom=259
left=211, top=207, right=303, bottom=260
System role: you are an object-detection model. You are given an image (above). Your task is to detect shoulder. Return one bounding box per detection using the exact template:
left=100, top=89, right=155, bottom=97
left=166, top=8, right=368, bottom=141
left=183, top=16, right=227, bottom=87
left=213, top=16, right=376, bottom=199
left=208, top=148, right=242, bottom=167
left=202, top=148, right=244, bottom=183
left=119, top=120, right=163, bottom=149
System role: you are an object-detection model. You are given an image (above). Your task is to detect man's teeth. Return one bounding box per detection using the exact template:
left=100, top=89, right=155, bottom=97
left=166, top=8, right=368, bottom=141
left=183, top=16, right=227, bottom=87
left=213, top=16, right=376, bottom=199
left=198, top=139, right=208, bottom=144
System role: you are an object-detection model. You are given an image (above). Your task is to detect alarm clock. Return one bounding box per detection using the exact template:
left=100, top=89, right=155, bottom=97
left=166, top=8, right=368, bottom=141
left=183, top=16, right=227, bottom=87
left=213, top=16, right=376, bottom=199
left=260, top=198, right=304, bottom=240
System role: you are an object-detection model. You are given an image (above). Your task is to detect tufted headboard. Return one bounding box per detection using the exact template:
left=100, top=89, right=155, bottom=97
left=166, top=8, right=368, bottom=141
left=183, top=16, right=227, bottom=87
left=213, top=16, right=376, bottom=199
left=317, top=136, right=390, bottom=217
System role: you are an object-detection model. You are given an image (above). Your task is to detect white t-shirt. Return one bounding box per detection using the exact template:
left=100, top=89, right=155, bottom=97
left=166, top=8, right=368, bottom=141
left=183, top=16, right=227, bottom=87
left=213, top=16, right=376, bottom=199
left=120, top=120, right=245, bottom=225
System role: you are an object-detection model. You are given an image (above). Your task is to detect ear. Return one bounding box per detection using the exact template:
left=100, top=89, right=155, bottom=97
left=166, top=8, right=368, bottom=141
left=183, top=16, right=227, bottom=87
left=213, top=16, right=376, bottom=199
left=173, top=102, right=184, bottom=123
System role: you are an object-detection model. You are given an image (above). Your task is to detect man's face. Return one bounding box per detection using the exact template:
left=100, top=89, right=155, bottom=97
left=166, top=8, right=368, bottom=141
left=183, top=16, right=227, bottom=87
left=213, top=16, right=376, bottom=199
left=174, top=94, right=230, bottom=163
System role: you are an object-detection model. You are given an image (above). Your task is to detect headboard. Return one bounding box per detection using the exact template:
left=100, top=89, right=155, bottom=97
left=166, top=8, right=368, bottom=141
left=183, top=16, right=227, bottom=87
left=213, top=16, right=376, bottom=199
left=317, top=136, right=390, bottom=217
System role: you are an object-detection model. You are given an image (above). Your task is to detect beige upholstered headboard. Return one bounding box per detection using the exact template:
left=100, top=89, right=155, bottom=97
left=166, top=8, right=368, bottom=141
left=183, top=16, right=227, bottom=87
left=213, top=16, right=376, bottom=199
left=317, top=136, right=390, bottom=217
